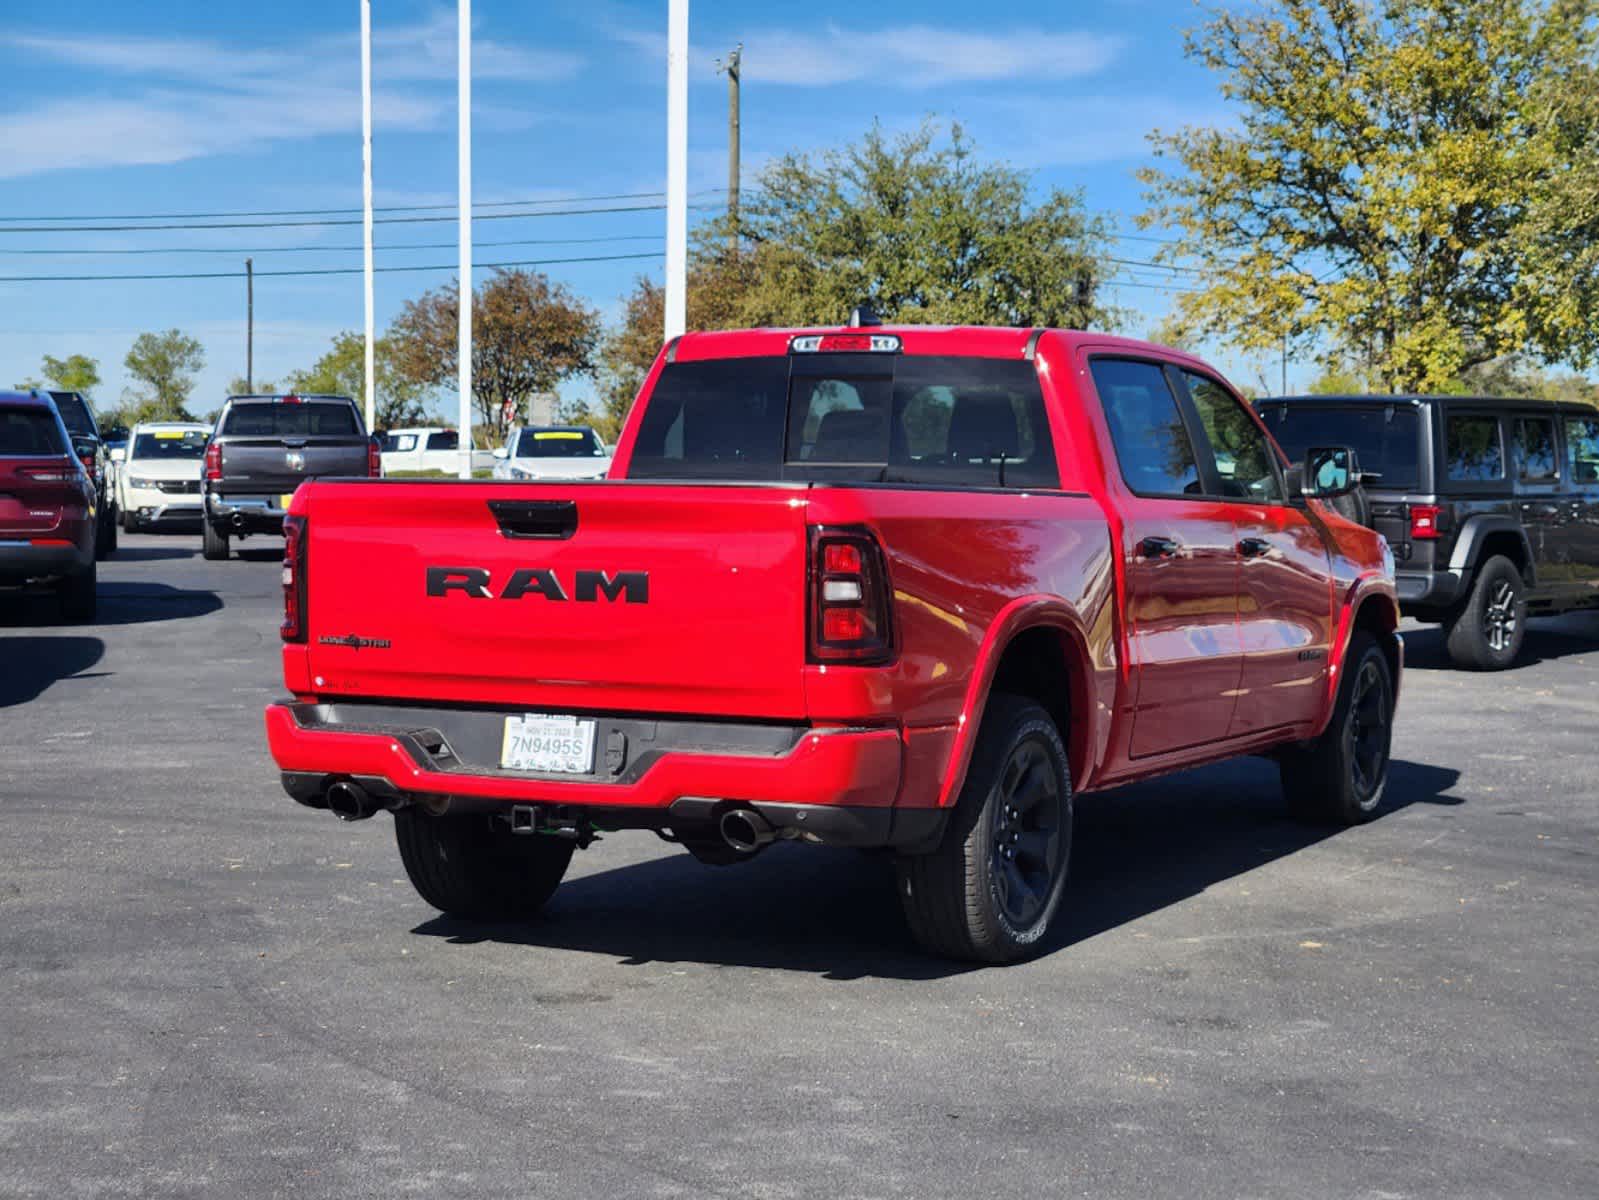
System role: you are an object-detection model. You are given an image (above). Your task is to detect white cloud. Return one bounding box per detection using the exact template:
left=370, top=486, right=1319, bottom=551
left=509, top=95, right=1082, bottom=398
left=611, top=22, right=1122, bottom=87
left=0, top=13, right=582, bottom=179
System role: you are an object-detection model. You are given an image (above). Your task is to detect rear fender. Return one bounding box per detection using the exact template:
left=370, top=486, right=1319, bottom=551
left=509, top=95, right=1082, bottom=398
left=1448, top=515, right=1535, bottom=584
left=936, top=596, right=1106, bottom=807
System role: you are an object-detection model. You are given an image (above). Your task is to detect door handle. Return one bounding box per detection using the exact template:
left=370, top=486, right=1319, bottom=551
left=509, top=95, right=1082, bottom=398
left=1139, top=535, right=1181, bottom=559
left=1238, top=536, right=1273, bottom=558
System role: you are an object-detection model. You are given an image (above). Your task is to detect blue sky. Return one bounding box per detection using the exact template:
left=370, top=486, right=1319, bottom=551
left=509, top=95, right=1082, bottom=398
left=1, top=0, right=1272, bottom=417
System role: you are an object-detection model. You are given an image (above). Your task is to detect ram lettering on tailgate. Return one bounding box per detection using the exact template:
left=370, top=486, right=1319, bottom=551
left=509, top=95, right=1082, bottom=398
left=425, top=566, right=650, bottom=603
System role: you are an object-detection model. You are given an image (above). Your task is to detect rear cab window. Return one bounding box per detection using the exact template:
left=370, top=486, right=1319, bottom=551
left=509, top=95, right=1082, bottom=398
left=0, top=406, right=69, bottom=456
left=221, top=401, right=360, bottom=438
left=1087, top=359, right=1200, bottom=496
left=629, top=354, right=1058, bottom=488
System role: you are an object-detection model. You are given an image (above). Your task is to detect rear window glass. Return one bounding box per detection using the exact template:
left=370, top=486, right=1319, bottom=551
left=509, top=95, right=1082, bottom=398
left=1445, top=414, right=1504, bottom=482
left=0, top=407, right=68, bottom=455
left=221, top=401, right=358, bottom=437
left=515, top=428, right=605, bottom=458
left=132, top=430, right=208, bottom=459
left=1260, top=404, right=1421, bottom=490
left=629, top=355, right=1057, bottom=488
left=49, top=393, right=95, bottom=438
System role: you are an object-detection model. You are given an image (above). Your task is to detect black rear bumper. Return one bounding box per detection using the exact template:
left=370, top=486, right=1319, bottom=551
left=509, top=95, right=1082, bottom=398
left=1395, top=568, right=1464, bottom=613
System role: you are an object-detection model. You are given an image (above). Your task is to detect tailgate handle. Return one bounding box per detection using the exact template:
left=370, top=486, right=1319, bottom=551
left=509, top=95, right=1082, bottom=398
left=488, top=499, right=578, bottom=540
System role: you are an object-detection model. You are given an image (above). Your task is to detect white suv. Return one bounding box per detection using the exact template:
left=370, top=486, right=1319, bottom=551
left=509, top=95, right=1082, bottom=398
left=491, top=425, right=612, bottom=481
left=114, top=422, right=210, bottom=531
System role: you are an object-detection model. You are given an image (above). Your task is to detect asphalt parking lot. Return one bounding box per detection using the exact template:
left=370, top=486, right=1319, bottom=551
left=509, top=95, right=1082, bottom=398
left=2, top=531, right=1596, bottom=1199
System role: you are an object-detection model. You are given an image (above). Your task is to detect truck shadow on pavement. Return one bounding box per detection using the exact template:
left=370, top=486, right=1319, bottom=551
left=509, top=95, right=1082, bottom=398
left=410, top=757, right=1464, bottom=980
left=0, top=582, right=222, bottom=628
left=0, top=636, right=105, bottom=707
left=1402, top=614, right=1599, bottom=671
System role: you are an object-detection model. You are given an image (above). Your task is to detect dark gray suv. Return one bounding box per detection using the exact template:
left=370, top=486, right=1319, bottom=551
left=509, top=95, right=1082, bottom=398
left=1258, top=394, right=1599, bottom=669
left=201, top=394, right=377, bottom=561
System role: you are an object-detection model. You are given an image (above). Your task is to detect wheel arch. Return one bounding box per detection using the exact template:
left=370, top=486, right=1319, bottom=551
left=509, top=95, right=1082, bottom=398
left=937, top=598, right=1104, bottom=806
left=1325, top=577, right=1403, bottom=725
left=1448, top=515, right=1534, bottom=585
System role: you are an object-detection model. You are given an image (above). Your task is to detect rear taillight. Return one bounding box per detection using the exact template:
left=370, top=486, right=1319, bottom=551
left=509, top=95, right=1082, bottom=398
left=17, top=464, right=78, bottom=483
left=281, top=515, right=308, bottom=642
left=368, top=436, right=382, bottom=477
left=1410, top=504, right=1441, bottom=540
left=204, top=441, right=222, bottom=481
left=77, top=453, right=97, bottom=482
left=808, top=528, right=894, bottom=664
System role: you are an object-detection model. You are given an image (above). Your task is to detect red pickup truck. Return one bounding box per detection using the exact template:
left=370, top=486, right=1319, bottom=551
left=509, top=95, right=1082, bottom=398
left=265, top=324, right=1401, bottom=961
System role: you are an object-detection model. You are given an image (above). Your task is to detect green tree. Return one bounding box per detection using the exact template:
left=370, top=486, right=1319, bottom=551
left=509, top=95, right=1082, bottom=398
left=123, top=330, right=205, bottom=421
left=282, top=331, right=431, bottom=431
left=40, top=353, right=101, bottom=397
left=225, top=376, right=276, bottom=397
left=583, top=122, right=1117, bottom=440
left=1140, top=0, right=1599, bottom=391
left=731, top=120, right=1116, bottom=329
left=391, top=268, right=600, bottom=442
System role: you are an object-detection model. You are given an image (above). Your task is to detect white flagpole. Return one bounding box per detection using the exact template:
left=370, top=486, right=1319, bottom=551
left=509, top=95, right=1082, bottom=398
left=457, top=0, right=473, bottom=478
left=361, top=0, right=376, bottom=436
left=664, top=0, right=688, bottom=340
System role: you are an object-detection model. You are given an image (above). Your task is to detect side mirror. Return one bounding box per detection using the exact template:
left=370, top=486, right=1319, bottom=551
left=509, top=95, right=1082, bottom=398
left=1299, top=446, right=1358, bottom=499
left=492, top=446, right=509, bottom=460
left=109, top=447, right=126, bottom=463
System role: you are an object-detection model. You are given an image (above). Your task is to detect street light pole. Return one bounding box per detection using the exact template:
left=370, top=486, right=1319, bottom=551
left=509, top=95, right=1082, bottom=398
left=664, top=0, right=688, bottom=340
left=457, top=0, right=474, bottom=478
left=361, top=0, right=375, bottom=433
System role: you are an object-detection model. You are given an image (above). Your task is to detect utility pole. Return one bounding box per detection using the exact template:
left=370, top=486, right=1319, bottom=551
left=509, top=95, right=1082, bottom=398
left=245, top=257, right=254, bottom=393
left=1281, top=332, right=1288, bottom=395
left=718, top=44, right=741, bottom=252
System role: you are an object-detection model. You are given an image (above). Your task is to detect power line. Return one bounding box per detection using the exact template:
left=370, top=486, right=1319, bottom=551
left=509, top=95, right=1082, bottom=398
left=0, top=189, right=726, bottom=224
left=0, top=201, right=725, bottom=236
left=0, top=234, right=664, bottom=257
left=0, top=251, right=663, bottom=284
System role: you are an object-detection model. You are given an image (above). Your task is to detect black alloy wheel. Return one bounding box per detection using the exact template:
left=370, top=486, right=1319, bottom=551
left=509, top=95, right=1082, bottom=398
left=989, top=736, right=1069, bottom=930
left=1343, top=653, right=1391, bottom=812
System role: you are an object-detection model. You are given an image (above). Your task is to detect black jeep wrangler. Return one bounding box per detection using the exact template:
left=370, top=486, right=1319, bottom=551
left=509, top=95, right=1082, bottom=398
left=1258, top=394, right=1599, bottom=669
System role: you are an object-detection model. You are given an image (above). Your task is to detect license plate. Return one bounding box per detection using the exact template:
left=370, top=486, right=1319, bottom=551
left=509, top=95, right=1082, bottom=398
left=499, top=713, right=596, bottom=775
left=279, top=492, right=295, bottom=510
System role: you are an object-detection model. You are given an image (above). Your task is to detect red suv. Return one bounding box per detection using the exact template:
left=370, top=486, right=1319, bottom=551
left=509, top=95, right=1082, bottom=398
left=0, top=390, right=98, bottom=621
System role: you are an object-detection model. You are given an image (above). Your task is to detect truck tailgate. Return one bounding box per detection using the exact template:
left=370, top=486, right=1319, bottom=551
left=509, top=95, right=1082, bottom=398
left=220, top=437, right=369, bottom=492
left=298, top=481, right=810, bottom=719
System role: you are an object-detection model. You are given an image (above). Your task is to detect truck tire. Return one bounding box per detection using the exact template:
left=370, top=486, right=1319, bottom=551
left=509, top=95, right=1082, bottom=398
left=394, top=809, right=575, bottom=921
left=202, top=520, right=230, bottom=561
left=58, top=562, right=97, bottom=623
left=896, top=694, right=1072, bottom=963
left=122, top=506, right=139, bottom=534
left=1444, top=555, right=1526, bottom=670
left=1280, top=631, right=1394, bottom=825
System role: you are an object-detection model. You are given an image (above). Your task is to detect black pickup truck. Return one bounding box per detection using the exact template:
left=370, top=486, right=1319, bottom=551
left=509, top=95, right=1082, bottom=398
left=201, top=394, right=378, bottom=561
